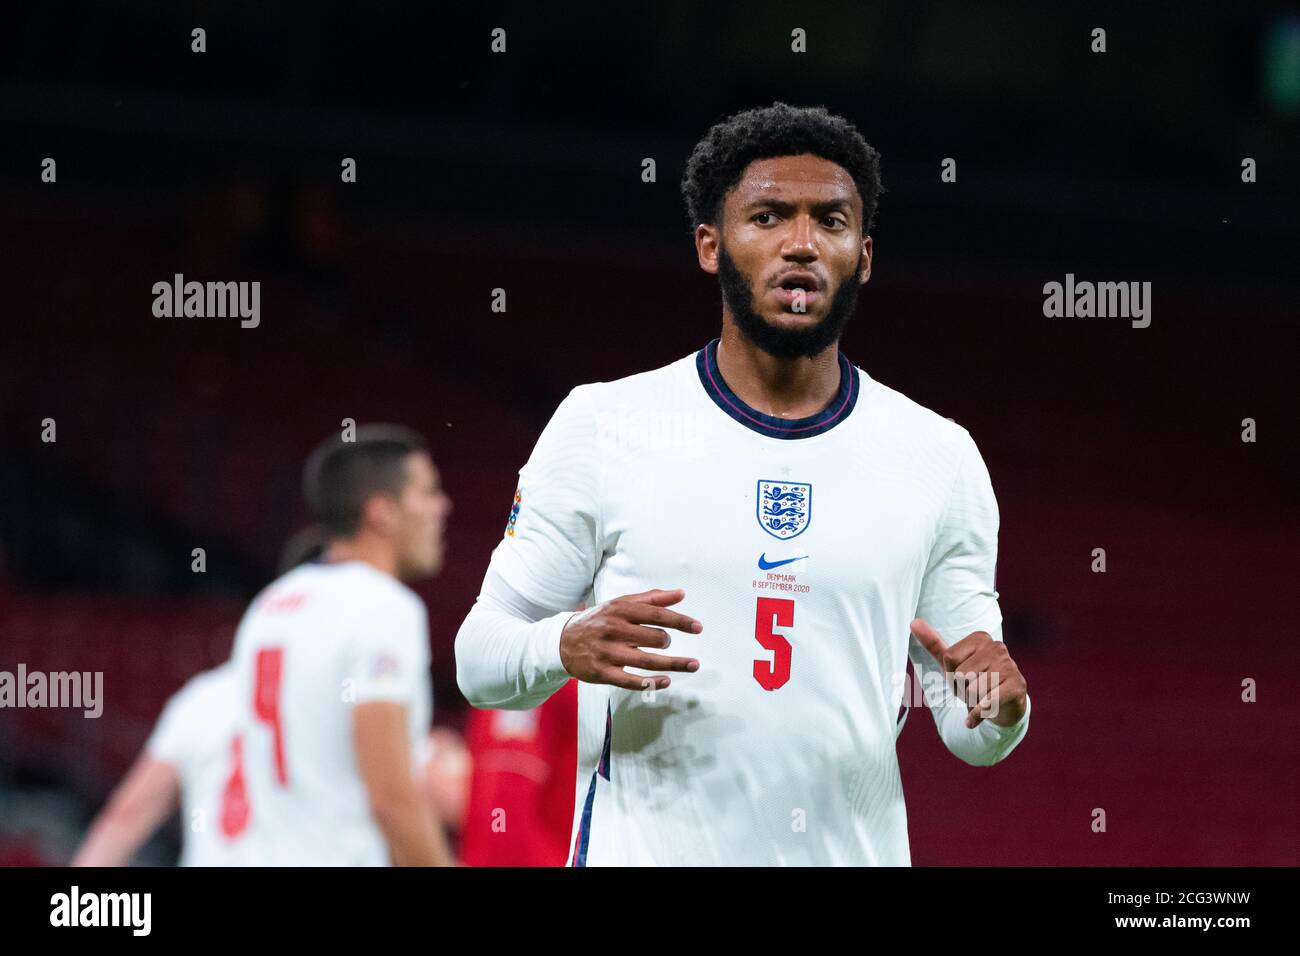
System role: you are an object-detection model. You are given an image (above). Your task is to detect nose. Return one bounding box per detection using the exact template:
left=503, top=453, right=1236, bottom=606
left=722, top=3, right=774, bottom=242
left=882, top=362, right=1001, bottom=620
left=781, top=214, right=817, bottom=260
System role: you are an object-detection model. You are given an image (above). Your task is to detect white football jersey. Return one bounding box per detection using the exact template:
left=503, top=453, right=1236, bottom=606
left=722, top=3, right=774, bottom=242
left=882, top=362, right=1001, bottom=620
left=475, top=339, right=1030, bottom=866
left=229, top=559, right=432, bottom=866
left=145, top=663, right=247, bottom=866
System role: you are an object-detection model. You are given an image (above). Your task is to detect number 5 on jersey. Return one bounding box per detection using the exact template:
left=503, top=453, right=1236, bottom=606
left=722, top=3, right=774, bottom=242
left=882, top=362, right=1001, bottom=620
left=754, top=597, right=794, bottom=690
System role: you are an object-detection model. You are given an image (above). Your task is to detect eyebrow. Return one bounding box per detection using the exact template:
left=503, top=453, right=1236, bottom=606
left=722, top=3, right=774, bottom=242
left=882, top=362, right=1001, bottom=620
left=742, top=197, right=854, bottom=216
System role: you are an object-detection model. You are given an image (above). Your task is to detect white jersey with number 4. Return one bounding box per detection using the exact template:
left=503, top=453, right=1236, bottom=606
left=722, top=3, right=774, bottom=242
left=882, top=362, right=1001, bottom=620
left=465, top=338, right=1031, bottom=866
left=229, top=559, right=432, bottom=866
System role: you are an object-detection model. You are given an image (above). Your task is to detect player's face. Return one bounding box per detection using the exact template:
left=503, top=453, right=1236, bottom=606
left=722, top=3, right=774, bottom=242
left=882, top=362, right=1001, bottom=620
left=709, top=153, right=872, bottom=359
left=394, top=452, right=452, bottom=579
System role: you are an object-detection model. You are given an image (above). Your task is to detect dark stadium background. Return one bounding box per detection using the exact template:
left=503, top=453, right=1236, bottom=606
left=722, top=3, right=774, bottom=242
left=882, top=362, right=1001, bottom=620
left=1, top=1, right=1296, bottom=866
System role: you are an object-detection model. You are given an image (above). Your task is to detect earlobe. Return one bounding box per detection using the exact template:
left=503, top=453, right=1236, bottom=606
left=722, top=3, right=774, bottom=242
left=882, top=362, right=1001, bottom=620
left=696, top=224, right=722, bottom=275
left=366, top=497, right=397, bottom=537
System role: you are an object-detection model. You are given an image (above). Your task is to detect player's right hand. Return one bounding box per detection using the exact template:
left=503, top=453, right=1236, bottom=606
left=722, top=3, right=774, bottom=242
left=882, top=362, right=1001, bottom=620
left=559, top=588, right=702, bottom=691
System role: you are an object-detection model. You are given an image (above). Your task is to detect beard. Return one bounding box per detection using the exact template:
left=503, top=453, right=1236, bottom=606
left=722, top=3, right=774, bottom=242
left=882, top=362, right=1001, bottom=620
left=717, top=241, right=863, bottom=360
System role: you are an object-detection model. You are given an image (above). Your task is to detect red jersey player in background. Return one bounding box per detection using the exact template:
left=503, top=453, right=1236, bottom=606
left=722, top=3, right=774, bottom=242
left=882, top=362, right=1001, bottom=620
left=459, top=678, right=578, bottom=866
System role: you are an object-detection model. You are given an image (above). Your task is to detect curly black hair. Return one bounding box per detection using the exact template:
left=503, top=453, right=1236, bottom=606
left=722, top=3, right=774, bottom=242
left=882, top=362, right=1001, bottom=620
left=679, top=101, right=884, bottom=237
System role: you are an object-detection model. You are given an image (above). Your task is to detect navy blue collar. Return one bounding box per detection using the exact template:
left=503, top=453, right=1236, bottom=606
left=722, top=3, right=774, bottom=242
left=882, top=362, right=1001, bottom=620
left=695, top=338, right=859, bottom=439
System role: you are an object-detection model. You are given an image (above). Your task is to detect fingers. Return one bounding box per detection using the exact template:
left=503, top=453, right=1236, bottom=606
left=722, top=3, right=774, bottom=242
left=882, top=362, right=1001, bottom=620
left=610, top=590, right=702, bottom=633
left=890, top=621, right=1021, bottom=729
left=608, top=645, right=700, bottom=673
left=596, top=653, right=698, bottom=692
left=952, top=666, right=1000, bottom=710
left=620, top=604, right=702, bottom=634
left=599, top=669, right=673, bottom=692
left=612, top=622, right=673, bottom=650
left=966, top=684, right=1001, bottom=728
left=574, top=589, right=704, bottom=691
left=618, top=589, right=703, bottom=633
left=946, top=647, right=996, bottom=704
left=909, top=618, right=948, bottom=662
left=950, top=639, right=1011, bottom=707
left=913, top=619, right=993, bottom=674
left=946, top=630, right=993, bottom=669
left=967, top=676, right=1023, bottom=728
left=622, top=587, right=687, bottom=607
left=596, top=624, right=701, bottom=691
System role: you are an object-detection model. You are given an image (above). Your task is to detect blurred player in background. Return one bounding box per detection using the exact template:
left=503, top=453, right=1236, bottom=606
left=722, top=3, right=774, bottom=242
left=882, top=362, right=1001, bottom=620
left=230, top=424, right=455, bottom=866
left=459, top=678, right=577, bottom=866
left=276, top=523, right=328, bottom=575
left=284, top=533, right=471, bottom=851
left=456, top=103, right=1031, bottom=866
left=72, top=662, right=246, bottom=866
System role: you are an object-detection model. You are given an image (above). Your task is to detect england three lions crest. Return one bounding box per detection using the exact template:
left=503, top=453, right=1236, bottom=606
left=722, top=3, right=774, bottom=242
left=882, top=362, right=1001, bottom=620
left=757, top=480, right=812, bottom=540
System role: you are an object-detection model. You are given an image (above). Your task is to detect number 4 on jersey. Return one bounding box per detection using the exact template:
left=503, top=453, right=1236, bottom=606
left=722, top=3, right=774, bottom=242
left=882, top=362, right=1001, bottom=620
left=254, top=646, right=289, bottom=785
left=754, top=597, right=794, bottom=690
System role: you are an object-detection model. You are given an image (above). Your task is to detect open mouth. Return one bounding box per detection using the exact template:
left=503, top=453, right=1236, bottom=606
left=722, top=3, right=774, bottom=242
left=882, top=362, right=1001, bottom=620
left=773, top=284, right=821, bottom=307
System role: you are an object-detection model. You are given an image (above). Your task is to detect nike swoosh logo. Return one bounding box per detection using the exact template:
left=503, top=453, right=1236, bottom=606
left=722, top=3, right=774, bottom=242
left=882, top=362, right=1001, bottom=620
left=758, top=554, right=807, bottom=570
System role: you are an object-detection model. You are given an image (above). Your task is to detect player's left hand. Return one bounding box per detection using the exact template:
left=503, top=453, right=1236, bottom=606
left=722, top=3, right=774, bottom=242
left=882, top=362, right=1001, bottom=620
left=909, top=618, right=1028, bottom=729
